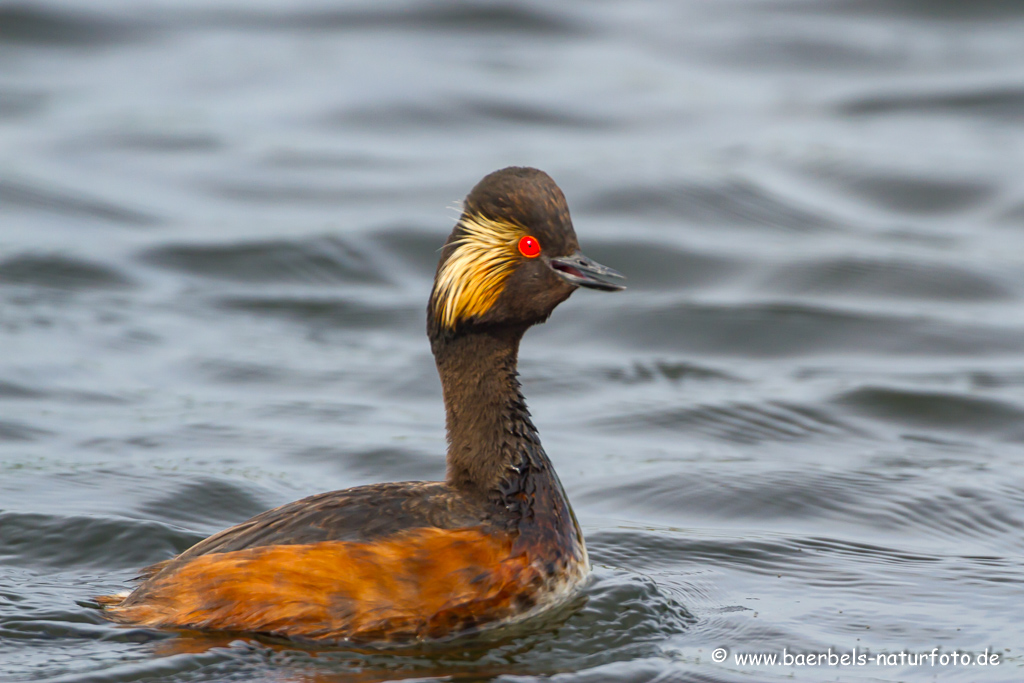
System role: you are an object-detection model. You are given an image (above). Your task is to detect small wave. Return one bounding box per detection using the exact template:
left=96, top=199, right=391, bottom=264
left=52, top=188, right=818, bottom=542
left=371, top=228, right=449, bottom=278
left=833, top=386, right=1024, bottom=440
left=86, top=130, right=223, bottom=154
left=1000, top=199, right=1024, bottom=226
left=864, top=485, right=1024, bottom=548
left=204, top=3, right=582, bottom=36
left=0, top=255, right=134, bottom=291
left=204, top=179, right=437, bottom=207
left=602, top=360, right=741, bottom=386
left=0, top=380, right=45, bottom=399
left=550, top=568, right=695, bottom=658
left=760, top=256, right=1013, bottom=301
left=589, top=528, right=807, bottom=578
left=581, top=470, right=870, bottom=525
left=606, top=400, right=860, bottom=444
left=0, top=512, right=195, bottom=570
left=581, top=242, right=744, bottom=291
left=590, top=301, right=1024, bottom=357
left=331, top=98, right=610, bottom=133
left=589, top=526, right=1024, bottom=601
left=192, top=358, right=294, bottom=386
left=294, top=446, right=444, bottom=482
left=0, top=419, right=50, bottom=442
left=585, top=464, right=1024, bottom=551
left=0, top=87, right=47, bottom=120
left=583, top=179, right=838, bottom=233
left=0, top=5, right=142, bottom=47
left=0, top=178, right=158, bottom=227
left=716, top=32, right=906, bottom=71
left=141, top=236, right=385, bottom=285
left=839, top=84, right=1024, bottom=121
left=804, top=162, right=995, bottom=215
left=134, top=478, right=271, bottom=529
left=216, top=295, right=417, bottom=332
left=258, top=401, right=375, bottom=424
left=798, top=0, right=1024, bottom=21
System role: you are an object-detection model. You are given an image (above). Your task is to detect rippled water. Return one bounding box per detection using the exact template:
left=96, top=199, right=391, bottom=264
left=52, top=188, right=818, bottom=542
left=3, top=1, right=1024, bottom=681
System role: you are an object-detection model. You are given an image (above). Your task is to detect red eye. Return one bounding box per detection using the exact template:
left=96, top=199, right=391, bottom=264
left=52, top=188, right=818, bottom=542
left=518, top=235, right=541, bottom=258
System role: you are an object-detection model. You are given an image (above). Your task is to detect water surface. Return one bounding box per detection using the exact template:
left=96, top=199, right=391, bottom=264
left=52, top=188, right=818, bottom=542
left=2, top=1, right=1024, bottom=681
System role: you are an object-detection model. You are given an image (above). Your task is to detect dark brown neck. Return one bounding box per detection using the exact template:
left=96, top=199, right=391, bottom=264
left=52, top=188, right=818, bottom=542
left=432, top=326, right=538, bottom=497
left=432, top=325, right=586, bottom=567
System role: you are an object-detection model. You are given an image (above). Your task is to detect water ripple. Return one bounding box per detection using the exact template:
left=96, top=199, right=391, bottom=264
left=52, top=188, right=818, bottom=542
left=0, top=420, right=51, bottom=442
left=0, top=255, right=133, bottom=291
left=794, top=0, right=1024, bottom=22
left=0, top=178, right=158, bottom=227
left=585, top=242, right=744, bottom=291
left=0, top=5, right=141, bottom=47
left=834, top=386, right=1024, bottom=440
left=602, top=360, right=742, bottom=386
left=583, top=179, right=838, bottom=232
left=807, top=163, right=996, bottom=214
left=207, top=3, right=583, bottom=36
left=839, top=84, right=1024, bottom=121
left=332, top=98, right=611, bottom=132
left=134, top=478, right=271, bottom=530
left=0, top=512, right=195, bottom=571
left=141, top=237, right=385, bottom=285
left=595, top=301, right=1024, bottom=357
left=761, top=257, right=1013, bottom=301
left=216, top=295, right=417, bottom=331
left=607, top=400, right=860, bottom=444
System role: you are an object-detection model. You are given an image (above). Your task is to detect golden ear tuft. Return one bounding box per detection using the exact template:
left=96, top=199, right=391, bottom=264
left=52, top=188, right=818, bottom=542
left=432, top=213, right=526, bottom=329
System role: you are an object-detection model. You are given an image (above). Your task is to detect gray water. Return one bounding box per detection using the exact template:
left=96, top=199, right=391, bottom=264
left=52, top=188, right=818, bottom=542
left=2, top=1, right=1024, bottom=681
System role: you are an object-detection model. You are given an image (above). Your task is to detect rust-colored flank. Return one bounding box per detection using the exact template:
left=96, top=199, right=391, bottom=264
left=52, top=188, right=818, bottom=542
left=100, top=167, right=625, bottom=644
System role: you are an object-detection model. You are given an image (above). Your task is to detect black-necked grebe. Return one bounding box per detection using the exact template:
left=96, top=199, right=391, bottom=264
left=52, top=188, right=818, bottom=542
left=100, top=167, right=625, bottom=643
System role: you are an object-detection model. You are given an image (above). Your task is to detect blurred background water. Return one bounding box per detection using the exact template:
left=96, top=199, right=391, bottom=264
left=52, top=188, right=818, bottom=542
left=2, top=1, right=1024, bottom=681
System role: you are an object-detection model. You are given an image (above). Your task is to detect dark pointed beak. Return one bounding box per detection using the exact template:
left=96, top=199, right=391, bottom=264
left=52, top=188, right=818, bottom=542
left=547, top=251, right=626, bottom=291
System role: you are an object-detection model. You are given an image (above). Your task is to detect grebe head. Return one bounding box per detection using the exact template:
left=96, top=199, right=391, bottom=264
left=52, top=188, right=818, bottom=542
left=428, top=167, right=624, bottom=340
